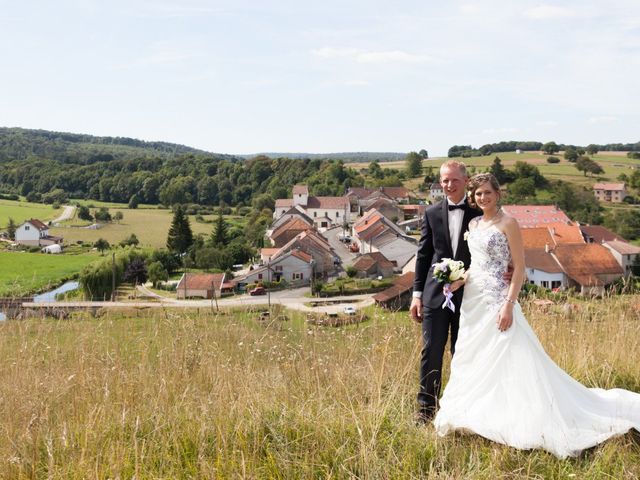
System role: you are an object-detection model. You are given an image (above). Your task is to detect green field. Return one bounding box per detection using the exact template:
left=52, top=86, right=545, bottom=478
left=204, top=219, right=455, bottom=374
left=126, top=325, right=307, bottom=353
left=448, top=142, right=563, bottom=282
left=0, top=251, right=97, bottom=296
left=50, top=208, right=243, bottom=249
left=0, top=199, right=59, bottom=228
left=0, top=296, right=638, bottom=477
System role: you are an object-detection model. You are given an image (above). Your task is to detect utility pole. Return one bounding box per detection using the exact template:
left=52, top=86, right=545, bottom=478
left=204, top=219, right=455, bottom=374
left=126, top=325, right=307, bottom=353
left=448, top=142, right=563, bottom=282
left=111, top=252, right=116, bottom=301
left=182, top=252, right=188, bottom=300
left=211, top=279, right=219, bottom=313
left=267, top=260, right=271, bottom=310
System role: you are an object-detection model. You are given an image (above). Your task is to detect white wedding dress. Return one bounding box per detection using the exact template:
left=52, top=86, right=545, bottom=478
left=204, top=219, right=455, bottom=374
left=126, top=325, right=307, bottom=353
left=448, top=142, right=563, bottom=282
left=434, top=225, right=640, bottom=458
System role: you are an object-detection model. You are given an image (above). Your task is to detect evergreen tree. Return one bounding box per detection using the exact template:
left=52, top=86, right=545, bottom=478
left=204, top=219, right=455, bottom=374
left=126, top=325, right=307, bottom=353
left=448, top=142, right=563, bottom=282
left=6, top=217, right=16, bottom=240
left=166, top=205, right=194, bottom=254
left=211, top=212, right=229, bottom=246
left=489, top=156, right=515, bottom=184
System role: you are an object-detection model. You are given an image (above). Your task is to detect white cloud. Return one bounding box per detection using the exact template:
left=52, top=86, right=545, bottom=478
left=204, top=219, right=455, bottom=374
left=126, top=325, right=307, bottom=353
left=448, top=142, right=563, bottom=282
left=312, top=47, right=433, bottom=64
left=523, top=5, right=577, bottom=20
left=588, top=116, right=618, bottom=124
left=537, top=120, right=559, bottom=126
left=459, top=4, right=481, bottom=15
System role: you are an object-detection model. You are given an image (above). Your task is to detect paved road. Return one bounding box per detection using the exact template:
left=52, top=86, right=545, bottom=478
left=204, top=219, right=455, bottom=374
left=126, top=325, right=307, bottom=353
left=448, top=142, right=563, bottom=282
left=324, top=226, right=358, bottom=266
left=52, top=205, right=76, bottom=225
left=22, top=287, right=376, bottom=314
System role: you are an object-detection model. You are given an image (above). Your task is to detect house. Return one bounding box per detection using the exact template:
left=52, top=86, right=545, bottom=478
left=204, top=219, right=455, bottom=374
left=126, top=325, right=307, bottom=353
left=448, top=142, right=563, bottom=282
left=580, top=225, right=627, bottom=244
left=593, top=183, right=627, bottom=203
left=272, top=229, right=336, bottom=276
left=15, top=219, right=63, bottom=247
left=274, top=185, right=350, bottom=230
left=235, top=249, right=313, bottom=287
left=269, top=217, right=312, bottom=247
left=524, top=248, right=566, bottom=290
left=364, top=197, right=405, bottom=223
left=502, top=205, right=571, bottom=228
left=176, top=272, right=225, bottom=299
left=429, top=183, right=444, bottom=201
left=269, top=206, right=314, bottom=232
left=602, top=240, right=640, bottom=277
left=351, top=252, right=395, bottom=278
left=520, top=223, right=585, bottom=249
left=373, top=272, right=415, bottom=310
left=346, top=186, right=412, bottom=212
left=260, top=248, right=280, bottom=264
left=552, top=244, right=623, bottom=296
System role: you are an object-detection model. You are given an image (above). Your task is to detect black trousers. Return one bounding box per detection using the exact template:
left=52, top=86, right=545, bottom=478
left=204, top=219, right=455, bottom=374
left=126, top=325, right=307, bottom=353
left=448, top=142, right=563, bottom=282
left=417, top=305, right=460, bottom=413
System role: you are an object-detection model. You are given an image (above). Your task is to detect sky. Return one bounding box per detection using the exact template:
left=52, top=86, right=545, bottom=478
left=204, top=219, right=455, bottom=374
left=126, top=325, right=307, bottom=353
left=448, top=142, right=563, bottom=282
left=1, top=0, right=639, bottom=156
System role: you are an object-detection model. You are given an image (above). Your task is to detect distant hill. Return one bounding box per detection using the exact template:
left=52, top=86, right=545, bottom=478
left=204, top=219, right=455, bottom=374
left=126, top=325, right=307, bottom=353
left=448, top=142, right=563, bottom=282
left=241, top=152, right=407, bottom=163
left=0, top=127, right=221, bottom=165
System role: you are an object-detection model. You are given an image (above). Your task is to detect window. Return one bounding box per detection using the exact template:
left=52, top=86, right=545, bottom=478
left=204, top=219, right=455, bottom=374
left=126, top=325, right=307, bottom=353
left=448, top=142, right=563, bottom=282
left=293, top=272, right=304, bottom=280
left=551, top=281, right=561, bottom=289
left=25, top=225, right=30, bottom=231
left=313, top=212, right=317, bottom=217
left=258, top=273, right=263, bottom=280
left=336, top=212, right=340, bottom=218
left=275, top=266, right=283, bottom=272
left=541, top=281, right=549, bottom=288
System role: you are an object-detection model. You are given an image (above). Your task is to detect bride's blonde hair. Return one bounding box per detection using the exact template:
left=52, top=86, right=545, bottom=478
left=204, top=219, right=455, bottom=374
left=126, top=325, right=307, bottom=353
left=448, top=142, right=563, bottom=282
left=467, top=173, right=501, bottom=209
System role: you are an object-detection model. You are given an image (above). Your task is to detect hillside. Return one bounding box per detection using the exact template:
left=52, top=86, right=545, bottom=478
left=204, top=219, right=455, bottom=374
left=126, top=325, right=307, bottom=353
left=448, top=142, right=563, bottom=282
left=0, top=127, right=217, bottom=164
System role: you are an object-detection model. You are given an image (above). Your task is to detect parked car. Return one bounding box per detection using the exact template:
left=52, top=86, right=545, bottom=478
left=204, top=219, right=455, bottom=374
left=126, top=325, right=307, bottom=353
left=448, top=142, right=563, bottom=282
left=343, top=305, right=357, bottom=315
left=338, top=234, right=351, bottom=243
left=249, top=286, right=266, bottom=296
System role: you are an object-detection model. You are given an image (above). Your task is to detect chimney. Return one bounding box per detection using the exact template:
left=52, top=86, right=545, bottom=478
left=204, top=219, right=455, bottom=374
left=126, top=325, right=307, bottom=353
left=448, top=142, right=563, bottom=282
left=544, top=243, right=550, bottom=253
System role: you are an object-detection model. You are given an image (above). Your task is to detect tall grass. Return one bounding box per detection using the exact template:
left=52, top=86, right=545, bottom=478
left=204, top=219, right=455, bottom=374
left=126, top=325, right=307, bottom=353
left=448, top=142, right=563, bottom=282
left=0, top=296, right=638, bottom=478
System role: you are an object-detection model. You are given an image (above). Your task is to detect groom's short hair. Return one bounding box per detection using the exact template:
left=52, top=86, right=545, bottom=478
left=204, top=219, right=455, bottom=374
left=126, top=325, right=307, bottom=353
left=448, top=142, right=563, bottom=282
left=440, top=160, right=468, bottom=177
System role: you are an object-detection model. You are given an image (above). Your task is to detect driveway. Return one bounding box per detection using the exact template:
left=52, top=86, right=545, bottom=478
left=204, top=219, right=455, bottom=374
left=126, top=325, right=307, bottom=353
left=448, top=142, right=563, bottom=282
left=52, top=205, right=76, bottom=225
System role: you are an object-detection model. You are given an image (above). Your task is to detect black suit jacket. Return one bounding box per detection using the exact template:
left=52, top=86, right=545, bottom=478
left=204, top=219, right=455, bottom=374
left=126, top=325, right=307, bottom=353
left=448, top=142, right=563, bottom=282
left=413, top=199, right=481, bottom=310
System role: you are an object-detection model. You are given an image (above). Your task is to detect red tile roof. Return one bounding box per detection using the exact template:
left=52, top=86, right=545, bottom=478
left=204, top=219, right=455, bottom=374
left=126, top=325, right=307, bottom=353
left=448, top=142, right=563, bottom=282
left=306, top=196, right=349, bottom=209
left=291, top=250, right=313, bottom=263
left=502, top=205, right=571, bottom=227
left=553, top=244, right=623, bottom=286
left=521, top=228, right=553, bottom=249
left=580, top=225, right=628, bottom=244
left=272, top=217, right=311, bottom=239
left=524, top=248, right=563, bottom=273
left=593, top=183, right=626, bottom=191
left=373, top=272, right=415, bottom=302
left=177, top=273, right=225, bottom=291
left=27, top=219, right=49, bottom=231
left=275, top=199, right=294, bottom=208
left=604, top=240, right=640, bottom=255
left=292, top=184, right=309, bottom=195
left=352, top=252, right=395, bottom=271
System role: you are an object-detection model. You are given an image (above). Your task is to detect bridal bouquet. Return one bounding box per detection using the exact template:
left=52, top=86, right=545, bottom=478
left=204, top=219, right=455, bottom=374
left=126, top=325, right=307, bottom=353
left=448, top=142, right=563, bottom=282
left=433, top=258, right=466, bottom=312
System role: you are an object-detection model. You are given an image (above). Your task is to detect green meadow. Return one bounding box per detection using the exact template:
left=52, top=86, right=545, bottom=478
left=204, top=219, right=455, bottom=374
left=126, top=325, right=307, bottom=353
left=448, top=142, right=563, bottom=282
left=0, top=199, right=59, bottom=227
left=0, top=251, right=97, bottom=296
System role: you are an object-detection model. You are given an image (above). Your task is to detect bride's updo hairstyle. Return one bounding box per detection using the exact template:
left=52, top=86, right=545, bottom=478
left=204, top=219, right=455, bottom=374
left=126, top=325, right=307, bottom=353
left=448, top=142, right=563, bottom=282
left=467, top=173, right=501, bottom=209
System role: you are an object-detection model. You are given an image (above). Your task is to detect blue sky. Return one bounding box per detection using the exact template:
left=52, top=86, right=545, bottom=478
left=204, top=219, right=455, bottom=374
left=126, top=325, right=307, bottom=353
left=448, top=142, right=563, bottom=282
left=1, top=1, right=638, bottom=156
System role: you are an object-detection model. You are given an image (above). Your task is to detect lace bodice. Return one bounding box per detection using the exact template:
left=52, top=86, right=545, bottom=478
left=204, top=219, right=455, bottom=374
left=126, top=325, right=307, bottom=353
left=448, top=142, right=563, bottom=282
left=466, top=225, right=511, bottom=309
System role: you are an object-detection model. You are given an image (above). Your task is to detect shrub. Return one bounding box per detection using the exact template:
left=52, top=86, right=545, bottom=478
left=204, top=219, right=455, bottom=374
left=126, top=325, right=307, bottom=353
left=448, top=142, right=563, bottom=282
left=546, top=156, right=560, bottom=164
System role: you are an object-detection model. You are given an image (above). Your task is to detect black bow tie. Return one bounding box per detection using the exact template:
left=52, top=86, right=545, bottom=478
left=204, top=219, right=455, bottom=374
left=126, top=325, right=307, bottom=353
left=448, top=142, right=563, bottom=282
left=448, top=203, right=466, bottom=211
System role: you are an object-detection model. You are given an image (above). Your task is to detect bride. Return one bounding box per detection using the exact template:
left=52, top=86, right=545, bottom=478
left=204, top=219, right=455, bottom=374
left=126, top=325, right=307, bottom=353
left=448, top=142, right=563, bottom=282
left=433, top=173, right=640, bottom=458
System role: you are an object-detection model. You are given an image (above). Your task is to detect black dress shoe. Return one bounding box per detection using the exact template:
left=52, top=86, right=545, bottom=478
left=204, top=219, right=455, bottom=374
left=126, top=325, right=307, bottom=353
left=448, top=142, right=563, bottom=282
left=415, top=407, right=435, bottom=425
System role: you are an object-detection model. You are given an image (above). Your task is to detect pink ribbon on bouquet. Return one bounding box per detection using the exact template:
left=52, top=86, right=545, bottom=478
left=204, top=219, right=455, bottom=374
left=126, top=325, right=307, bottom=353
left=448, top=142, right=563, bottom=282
left=442, top=283, right=455, bottom=312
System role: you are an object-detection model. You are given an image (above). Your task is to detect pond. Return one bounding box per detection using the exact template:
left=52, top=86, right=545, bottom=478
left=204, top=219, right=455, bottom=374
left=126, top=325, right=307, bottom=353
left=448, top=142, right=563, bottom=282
left=0, top=280, right=79, bottom=320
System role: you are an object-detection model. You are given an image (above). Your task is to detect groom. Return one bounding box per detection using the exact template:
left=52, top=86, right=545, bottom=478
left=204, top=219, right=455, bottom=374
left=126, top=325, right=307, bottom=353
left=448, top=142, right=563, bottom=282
left=409, top=160, right=481, bottom=422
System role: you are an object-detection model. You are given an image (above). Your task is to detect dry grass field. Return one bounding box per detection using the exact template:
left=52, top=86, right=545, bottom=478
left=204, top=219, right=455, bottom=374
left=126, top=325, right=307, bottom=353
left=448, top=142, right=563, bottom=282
left=357, top=152, right=640, bottom=192
left=0, top=296, right=638, bottom=478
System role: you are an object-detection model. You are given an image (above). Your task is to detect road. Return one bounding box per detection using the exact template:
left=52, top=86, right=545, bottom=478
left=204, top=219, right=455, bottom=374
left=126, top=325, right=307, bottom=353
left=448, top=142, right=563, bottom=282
left=52, top=205, right=76, bottom=225
left=324, top=226, right=358, bottom=266
left=22, top=287, right=376, bottom=314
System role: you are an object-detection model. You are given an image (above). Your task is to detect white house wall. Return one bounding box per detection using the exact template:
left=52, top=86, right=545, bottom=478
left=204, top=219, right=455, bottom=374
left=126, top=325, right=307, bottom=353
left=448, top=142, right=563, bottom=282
left=526, top=268, right=565, bottom=288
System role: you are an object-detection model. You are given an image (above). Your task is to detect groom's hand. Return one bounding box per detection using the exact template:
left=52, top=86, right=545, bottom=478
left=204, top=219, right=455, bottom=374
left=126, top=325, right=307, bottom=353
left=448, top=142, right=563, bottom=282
left=410, top=298, right=423, bottom=323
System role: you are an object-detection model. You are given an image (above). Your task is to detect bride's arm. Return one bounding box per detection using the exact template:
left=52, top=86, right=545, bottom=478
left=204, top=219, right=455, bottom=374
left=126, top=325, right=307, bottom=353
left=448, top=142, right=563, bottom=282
left=498, top=217, right=526, bottom=331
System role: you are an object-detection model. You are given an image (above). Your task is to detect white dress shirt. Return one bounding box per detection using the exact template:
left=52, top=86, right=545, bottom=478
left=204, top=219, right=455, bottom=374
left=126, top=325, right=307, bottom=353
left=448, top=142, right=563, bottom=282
left=448, top=197, right=466, bottom=258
